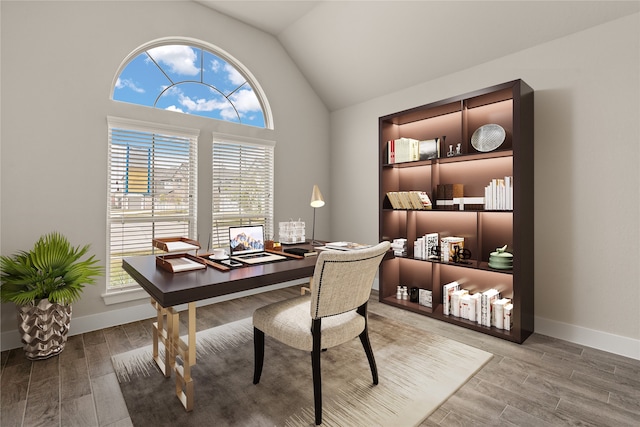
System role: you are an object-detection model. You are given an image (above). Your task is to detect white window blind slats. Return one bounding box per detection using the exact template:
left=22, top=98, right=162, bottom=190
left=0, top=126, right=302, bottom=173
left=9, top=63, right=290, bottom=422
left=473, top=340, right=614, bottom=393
left=211, top=139, right=274, bottom=248
left=107, top=118, right=198, bottom=289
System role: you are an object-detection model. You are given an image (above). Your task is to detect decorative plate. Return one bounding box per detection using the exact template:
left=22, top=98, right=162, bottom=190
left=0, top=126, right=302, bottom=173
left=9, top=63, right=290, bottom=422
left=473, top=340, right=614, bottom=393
left=471, top=124, right=506, bottom=152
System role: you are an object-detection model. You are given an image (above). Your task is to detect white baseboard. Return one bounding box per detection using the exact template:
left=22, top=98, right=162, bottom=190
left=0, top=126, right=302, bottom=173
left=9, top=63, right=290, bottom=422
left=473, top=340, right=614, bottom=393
left=1, top=280, right=305, bottom=352
left=534, top=315, right=639, bottom=361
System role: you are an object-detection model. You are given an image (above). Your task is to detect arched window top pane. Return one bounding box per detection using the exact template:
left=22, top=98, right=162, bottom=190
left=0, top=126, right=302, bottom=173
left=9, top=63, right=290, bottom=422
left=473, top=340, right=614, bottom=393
left=113, top=42, right=269, bottom=128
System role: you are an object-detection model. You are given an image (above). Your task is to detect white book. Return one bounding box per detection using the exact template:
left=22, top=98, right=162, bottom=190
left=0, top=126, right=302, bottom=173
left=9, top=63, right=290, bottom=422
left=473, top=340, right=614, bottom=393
left=419, top=289, right=432, bottom=307
left=442, top=281, right=460, bottom=315
left=425, top=233, right=439, bottom=260
left=469, top=293, right=480, bottom=323
left=414, top=238, right=422, bottom=260
left=460, top=294, right=472, bottom=320
left=451, top=289, right=468, bottom=317
left=504, top=303, right=513, bottom=331
left=492, top=298, right=510, bottom=329
left=481, top=289, right=500, bottom=327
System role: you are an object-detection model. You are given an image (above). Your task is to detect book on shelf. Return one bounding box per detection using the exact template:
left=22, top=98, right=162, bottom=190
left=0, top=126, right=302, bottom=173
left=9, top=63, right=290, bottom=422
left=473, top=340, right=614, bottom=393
left=504, top=303, right=513, bottom=331
left=418, top=289, right=432, bottom=307
left=451, top=289, right=469, bottom=317
left=484, top=176, right=513, bottom=210
left=324, top=241, right=372, bottom=251
left=460, top=293, right=472, bottom=320
left=480, top=289, right=500, bottom=327
left=453, top=197, right=485, bottom=211
left=435, top=184, right=463, bottom=210
left=442, top=281, right=460, bottom=316
left=418, top=138, right=440, bottom=161
left=386, top=191, right=432, bottom=210
left=492, top=298, right=511, bottom=329
left=469, top=293, right=480, bottom=322
left=440, top=236, right=464, bottom=262
left=387, top=137, right=420, bottom=164
left=425, top=232, right=439, bottom=260
left=391, top=238, right=407, bottom=256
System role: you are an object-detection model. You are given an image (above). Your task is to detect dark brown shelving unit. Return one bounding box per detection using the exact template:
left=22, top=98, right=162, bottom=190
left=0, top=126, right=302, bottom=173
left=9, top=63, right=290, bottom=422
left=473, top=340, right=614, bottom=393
left=378, top=79, right=534, bottom=343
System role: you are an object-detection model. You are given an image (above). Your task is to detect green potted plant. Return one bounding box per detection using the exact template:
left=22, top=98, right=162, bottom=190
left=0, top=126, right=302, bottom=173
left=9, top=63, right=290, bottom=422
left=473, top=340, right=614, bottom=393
left=0, top=232, right=103, bottom=360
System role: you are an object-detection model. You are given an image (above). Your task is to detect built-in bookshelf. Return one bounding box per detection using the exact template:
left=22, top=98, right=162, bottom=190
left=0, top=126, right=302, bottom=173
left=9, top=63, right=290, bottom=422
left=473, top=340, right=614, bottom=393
left=378, top=80, right=534, bottom=343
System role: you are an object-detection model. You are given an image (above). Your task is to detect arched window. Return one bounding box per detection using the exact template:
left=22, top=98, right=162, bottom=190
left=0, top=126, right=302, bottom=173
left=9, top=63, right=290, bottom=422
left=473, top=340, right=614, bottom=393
left=112, top=41, right=270, bottom=128
left=106, top=40, right=275, bottom=297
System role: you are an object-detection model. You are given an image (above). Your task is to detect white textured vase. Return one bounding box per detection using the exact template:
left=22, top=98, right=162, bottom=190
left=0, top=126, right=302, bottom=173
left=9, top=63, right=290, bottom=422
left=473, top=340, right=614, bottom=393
left=18, top=299, right=72, bottom=360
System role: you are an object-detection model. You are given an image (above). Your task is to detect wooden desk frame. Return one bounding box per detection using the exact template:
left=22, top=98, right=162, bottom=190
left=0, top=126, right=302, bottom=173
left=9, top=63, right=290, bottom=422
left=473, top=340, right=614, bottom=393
left=123, top=248, right=318, bottom=411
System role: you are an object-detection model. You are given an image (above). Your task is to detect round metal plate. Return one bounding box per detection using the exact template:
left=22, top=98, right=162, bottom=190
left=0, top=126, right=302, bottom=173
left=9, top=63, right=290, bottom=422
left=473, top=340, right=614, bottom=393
left=471, top=124, right=506, bottom=152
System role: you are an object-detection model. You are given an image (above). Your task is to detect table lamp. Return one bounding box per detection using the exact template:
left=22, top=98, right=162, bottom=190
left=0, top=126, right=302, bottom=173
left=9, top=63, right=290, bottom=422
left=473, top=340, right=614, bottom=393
left=310, top=184, right=325, bottom=246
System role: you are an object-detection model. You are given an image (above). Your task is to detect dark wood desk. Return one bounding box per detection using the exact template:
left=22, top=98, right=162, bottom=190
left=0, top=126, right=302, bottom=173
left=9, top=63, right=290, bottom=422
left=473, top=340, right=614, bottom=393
left=122, top=247, right=318, bottom=411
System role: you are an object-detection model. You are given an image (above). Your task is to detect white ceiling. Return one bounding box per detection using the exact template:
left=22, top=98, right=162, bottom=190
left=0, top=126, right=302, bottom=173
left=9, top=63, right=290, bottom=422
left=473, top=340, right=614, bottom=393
left=197, top=1, right=640, bottom=111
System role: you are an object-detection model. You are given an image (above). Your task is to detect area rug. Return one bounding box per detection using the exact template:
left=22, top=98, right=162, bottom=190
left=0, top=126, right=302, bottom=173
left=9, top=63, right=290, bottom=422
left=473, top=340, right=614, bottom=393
left=112, top=312, right=492, bottom=426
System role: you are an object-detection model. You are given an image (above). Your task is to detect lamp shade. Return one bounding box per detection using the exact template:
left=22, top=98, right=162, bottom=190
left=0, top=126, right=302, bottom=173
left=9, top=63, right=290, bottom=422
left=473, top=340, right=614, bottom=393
left=310, top=185, right=325, bottom=208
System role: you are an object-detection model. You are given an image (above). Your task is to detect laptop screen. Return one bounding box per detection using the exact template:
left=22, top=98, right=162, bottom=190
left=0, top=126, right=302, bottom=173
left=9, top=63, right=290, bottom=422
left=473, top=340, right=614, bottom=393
left=229, top=225, right=265, bottom=256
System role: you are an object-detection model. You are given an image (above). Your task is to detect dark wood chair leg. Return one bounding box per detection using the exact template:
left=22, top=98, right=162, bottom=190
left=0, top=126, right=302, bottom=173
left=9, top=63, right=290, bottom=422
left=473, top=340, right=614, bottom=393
left=253, top=327, right=264, bottom=384
left=359, top=328, right=378, bottom=385
left=357, top=302, right=378, bottom=385
left=311, top=319, right=322, bottom=425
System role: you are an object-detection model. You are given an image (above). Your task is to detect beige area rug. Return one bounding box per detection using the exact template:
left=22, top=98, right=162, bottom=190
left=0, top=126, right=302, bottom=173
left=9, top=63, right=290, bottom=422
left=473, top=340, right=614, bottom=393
left=111, top=312, right=492, bottom=426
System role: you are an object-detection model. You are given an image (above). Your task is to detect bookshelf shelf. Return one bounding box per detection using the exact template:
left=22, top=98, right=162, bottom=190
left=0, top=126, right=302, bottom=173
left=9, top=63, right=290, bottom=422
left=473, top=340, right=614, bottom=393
left=378, top=79, right=534, bottom=343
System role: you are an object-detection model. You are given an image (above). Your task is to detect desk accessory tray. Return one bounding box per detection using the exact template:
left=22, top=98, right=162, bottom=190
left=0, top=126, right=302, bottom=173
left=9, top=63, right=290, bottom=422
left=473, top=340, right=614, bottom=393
left=153, top=237, right=201, bottom=253
left=156, top=253, right=207, bottom=273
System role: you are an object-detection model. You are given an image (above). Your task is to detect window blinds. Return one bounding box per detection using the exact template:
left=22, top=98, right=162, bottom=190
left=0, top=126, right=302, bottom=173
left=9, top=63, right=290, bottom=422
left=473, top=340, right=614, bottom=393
left=107, top=117, right=198, bottom=289
left=211, top=137, right=274, bottom=248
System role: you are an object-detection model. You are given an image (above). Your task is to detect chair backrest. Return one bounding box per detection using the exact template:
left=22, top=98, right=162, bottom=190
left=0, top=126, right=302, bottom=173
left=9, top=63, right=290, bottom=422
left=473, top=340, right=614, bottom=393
left=310, top=241, right=391, bottom=319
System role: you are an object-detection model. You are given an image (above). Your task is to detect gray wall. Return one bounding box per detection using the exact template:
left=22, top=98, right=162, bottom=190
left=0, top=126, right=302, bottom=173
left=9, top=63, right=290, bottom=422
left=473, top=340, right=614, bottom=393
left=330, top=13, right=639, bottom=358
left=1, top=1, right=330, bottom=338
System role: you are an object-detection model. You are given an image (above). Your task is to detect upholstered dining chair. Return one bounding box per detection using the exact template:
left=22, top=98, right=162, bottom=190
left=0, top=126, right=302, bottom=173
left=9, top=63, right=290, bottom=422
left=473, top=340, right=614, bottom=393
left=252, top=241, right=390, bottom=425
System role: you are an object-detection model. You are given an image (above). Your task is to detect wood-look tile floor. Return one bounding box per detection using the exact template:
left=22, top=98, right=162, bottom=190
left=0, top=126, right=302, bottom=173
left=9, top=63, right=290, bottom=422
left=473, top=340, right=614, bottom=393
left=1, top=287, right=639, bottom=426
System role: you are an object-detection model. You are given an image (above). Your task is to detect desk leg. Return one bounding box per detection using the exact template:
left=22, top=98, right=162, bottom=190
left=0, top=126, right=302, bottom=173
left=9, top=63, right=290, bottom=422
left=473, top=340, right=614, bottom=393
left=150, top=299, right=196, bottom=411
left=174, top=302, right=196, bottom=411
left=151, top=299, right=173, bottom=377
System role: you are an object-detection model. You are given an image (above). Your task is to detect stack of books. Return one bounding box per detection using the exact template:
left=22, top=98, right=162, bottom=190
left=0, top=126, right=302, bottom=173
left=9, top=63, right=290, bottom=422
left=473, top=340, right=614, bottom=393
left=390, top=238, right=407, bottom=257
left=387, top=137, right=441, bottom=164
left=435, top=184, right=464, bottom=210
left=386, top=191, right=432, bottom=210
left=484, top=176, right=513, bottom=210
left=414, top=232, right=439, bottom=261
left=442, top=282, right=513, bottom=330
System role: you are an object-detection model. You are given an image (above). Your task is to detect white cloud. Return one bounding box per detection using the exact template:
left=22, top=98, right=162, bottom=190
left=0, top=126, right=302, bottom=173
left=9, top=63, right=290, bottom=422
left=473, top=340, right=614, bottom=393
left=165, top=105, right=185, bottom=113
left=230, top=89, right=261, bottom=114
left=178, top=93, right=228, bottom=113
left=225, top=63, right=245, bottom=86
left=147, top=45, right=199, bottom=76
left=116, top=77, right=145, bottom=93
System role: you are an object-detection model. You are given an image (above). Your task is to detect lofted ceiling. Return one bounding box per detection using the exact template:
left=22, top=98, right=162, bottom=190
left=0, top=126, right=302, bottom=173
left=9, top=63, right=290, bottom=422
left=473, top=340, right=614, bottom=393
left=196, top=1, right=640, bottom=111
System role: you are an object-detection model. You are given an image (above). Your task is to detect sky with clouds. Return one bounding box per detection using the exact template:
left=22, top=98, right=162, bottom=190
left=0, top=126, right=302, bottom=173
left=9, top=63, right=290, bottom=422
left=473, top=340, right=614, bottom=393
left=114, top=45, right=265, bottom=127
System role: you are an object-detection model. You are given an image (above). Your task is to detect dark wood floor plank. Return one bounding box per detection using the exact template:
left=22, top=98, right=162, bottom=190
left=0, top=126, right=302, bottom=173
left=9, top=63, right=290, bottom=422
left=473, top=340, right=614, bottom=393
left=103, top=326, right=135, bottom=355
left=91, top=373, right=130, bottom=427
left=121, top=321, right=152, bottom=349
left=60, top=393, right=98, bottom=427
left=23, top=376, right=60, bottom=427
left=85, top=342, right=115, bottom=378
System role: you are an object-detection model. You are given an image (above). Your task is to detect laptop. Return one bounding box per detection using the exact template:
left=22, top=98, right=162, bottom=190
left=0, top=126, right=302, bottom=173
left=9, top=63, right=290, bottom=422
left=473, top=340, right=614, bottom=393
left=229, top=225, right=287, bottom=264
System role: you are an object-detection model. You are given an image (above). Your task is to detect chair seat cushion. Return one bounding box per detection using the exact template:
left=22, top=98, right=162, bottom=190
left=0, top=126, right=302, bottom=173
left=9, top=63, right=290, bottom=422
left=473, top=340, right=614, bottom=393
left=253, top=295, right=365, bottom=352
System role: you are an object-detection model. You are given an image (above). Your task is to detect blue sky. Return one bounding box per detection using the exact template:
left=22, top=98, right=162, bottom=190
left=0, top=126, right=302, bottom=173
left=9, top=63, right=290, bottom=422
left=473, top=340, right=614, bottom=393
left=114, top=45, right=265, bottom=128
